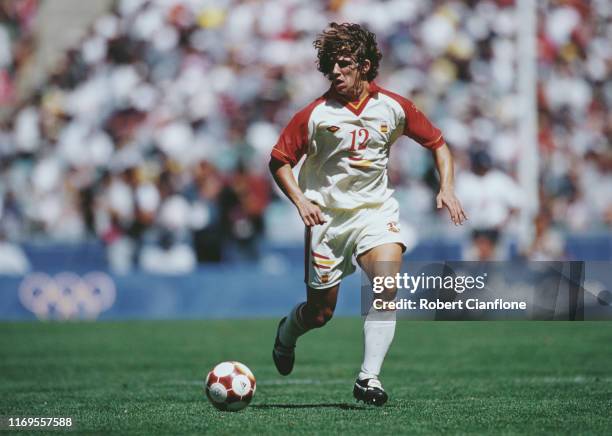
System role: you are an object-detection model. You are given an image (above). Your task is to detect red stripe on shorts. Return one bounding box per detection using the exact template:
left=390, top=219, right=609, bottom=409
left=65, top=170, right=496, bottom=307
left=304, top=226, right=312, bottom=284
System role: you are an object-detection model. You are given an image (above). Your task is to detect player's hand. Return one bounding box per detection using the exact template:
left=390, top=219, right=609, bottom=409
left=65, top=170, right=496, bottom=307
left=295, top=198, right=327, bottom=227
left=436, top=189, right=468, bottom=226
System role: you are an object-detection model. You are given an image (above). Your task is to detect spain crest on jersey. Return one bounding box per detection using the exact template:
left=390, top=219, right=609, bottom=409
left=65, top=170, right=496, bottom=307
left=380, top=123, right=388, bottom=133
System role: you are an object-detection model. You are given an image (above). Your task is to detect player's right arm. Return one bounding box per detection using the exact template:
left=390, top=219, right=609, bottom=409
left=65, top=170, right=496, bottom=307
left=269, top=158, right=326, bottom=227
left=269, top=100, right=327, bottom=227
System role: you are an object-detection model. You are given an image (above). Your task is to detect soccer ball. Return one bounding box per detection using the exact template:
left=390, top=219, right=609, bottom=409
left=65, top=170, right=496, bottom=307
left=205, top=361, right=256, bottom=411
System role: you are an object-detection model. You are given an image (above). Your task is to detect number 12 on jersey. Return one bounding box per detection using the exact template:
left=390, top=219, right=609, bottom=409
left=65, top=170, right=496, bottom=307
left=349, top=128, right=369, bottom=151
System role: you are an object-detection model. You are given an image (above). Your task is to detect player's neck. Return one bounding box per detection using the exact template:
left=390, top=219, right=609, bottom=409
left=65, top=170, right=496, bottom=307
left=338, top=80, right=370, bottom=103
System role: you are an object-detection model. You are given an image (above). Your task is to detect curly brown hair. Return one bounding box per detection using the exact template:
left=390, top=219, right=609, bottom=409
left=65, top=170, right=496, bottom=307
left=313, top=22, right=382, bottom=82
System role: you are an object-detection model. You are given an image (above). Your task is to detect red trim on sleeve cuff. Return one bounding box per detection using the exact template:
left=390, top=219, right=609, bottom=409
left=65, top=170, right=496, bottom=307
left=271, top=148, right=294, bottom=166
left=425, top=135, right=445, bottom=150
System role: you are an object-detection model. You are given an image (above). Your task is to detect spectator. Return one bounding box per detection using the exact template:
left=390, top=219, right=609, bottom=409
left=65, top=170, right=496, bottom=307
left=527, top=208, right=566, bottom=261
left=456, top=151, right=522, bottom=260
left=0, top=230, right=30, bottom=274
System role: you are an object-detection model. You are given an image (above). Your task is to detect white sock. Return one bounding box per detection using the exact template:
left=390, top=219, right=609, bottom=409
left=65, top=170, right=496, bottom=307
left=358, top=309, right=396, bottom=380
left=279, top=302, right=308, bottom=347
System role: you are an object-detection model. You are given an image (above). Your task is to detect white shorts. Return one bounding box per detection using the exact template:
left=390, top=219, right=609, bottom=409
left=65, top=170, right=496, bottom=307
left=305, top=197, right=407, bottom=289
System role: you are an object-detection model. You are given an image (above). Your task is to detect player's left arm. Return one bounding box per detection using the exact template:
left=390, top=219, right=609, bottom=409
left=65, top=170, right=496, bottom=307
left=432, top=144, right=468, bottom=226
left=398, top=95, right=467, bottom=225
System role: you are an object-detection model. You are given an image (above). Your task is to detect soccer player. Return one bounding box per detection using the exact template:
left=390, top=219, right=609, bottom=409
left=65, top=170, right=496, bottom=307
left=270, top=22, right=467, bottom=406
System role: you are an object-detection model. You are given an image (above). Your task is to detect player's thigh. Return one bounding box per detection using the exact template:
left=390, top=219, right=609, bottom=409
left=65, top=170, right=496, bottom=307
left=357, top=243, right=403, bottom=292
left=306, top=284, right=340, bottom=312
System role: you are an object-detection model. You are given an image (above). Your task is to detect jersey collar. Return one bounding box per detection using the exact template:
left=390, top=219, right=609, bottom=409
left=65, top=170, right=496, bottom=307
left=328, top=81, right=380, bottom=116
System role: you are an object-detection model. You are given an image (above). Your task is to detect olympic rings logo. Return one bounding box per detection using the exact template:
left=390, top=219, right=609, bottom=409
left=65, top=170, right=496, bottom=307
left=18, top=272, right=116, bottom=320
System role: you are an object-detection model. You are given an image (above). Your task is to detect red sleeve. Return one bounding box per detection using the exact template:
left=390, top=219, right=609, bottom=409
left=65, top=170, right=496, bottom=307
left=271, top=98, right=322, bottom=167
left=379, top=89, right=445, bottom=150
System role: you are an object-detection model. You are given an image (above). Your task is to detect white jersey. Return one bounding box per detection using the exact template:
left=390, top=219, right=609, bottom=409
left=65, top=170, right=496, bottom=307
left=271, top=82, right=445, bottom=210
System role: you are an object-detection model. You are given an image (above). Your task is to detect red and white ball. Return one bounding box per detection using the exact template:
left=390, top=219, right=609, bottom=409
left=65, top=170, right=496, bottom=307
left=205, top=361, right=256, bottom=411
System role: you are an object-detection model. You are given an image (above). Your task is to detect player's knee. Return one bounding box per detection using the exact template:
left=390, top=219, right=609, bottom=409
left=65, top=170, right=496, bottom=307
left=304, top=305, right=334, bottom=328
left=380, top=288, right=397, bottom=302
left=319, top=306, right=334, bottom=325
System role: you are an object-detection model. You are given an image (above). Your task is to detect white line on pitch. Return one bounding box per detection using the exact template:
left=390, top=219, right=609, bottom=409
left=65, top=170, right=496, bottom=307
left=512, top=376, right=612, bottom=383
left=257, top=378, right=346, bottom=386
left=161, top=379, right=347, bottom=387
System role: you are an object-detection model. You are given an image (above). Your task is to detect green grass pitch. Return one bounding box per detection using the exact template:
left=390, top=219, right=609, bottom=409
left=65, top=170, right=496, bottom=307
left=1, top=320, right=611, bottom=434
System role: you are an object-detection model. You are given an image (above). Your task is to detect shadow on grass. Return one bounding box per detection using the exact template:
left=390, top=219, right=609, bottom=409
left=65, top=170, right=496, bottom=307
left=252, top=403, right=366, bottom=410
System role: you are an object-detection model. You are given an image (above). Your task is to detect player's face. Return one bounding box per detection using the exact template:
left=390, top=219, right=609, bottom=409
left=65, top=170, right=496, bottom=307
left=330, top=56, right=361, bottom=97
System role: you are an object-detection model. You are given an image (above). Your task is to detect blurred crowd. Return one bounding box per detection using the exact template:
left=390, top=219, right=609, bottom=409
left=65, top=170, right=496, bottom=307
left=0, top=0, right=37, bottom=104
left=0, top=0, right=610, bottom=271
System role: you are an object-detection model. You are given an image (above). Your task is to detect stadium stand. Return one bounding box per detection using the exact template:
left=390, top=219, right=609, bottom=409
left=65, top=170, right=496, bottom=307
left=0, top=0, right=609, bottom=276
